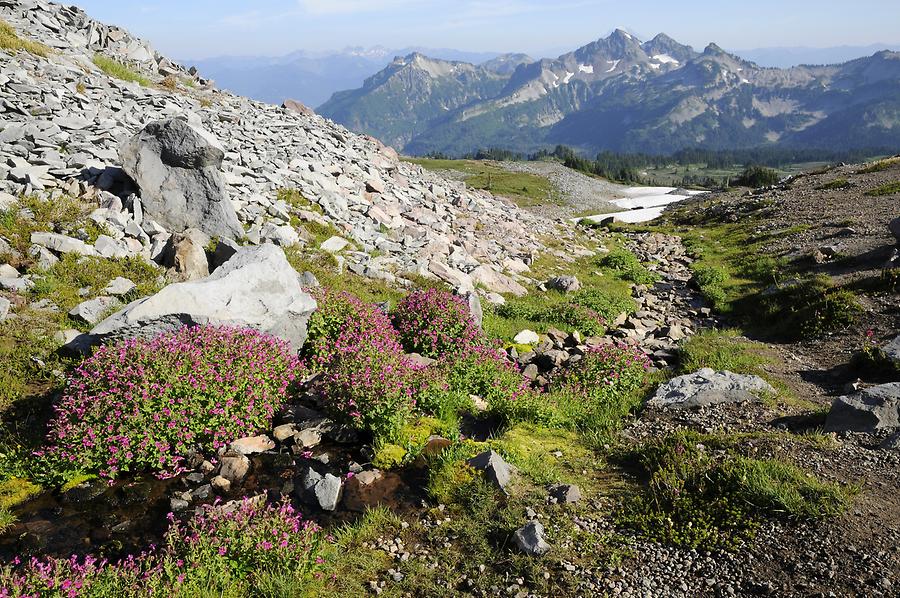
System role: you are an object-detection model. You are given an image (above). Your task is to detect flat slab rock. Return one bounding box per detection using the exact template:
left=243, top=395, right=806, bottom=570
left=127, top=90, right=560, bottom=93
left=648, top=368, right=776, bottom=409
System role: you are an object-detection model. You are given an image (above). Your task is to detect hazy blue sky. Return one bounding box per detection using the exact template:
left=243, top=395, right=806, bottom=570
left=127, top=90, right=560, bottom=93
left=72, top=0, right=900, bottom=59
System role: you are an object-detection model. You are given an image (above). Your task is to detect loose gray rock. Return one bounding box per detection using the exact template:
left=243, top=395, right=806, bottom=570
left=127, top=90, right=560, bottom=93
left=90, top=244, right=317, bottom=351
left=824, top=383, right=900, bottom=433
left=104, top=277, right=137, bottom=296
left=882, top=335, right=900, bottom=367
left=467, top=450, right=515, bottom=492
left=120, top=119, right=242, bottom=239
left=549, top=483, right=582, bottom=504
left=514, top=521, right=551, bottom=556
left=514, top=329, right=539, bottom=345
left=315, top=473, right=343, bottom=511
left=30, top=232, right=96, bottom=256
left=546, top=275, right=581, bottom=293
left=889, top=216, right=900, bottom=244
left=648, top=368, right=776, bottom=409
left=68, top=296, right=121, bottom=325
left=0, top=296, right=10, bottom=321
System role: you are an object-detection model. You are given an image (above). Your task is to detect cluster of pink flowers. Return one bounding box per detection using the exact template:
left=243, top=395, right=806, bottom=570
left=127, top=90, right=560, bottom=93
left=41, top=326, right=299, bottom=480
left=558, top=343, right=652, bottom=398
left=303, top=289, right=422, bottom=437
left=392, top=288, right=484, bottom=357
left=0, top=498, right=324, bottom=597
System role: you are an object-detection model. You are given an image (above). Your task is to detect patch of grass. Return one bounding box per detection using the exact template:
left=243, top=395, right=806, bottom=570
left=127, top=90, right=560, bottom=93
left=0, top=19, right=50, bottom=57
left=816, top=178, right=850, bottom=190
left=856, top=156, right=900, bottom=174
left=405, top=158, right=561, bottom=208
left=483, top=243, right=636, bottom=342
left=284, top=246, right=405, bottom=306
left=677, top=330, right=804, bottom=406
left=679, top=329, right=769, bottom=372
left=599, top=248, right=660, bottom=285
left=29, top=253, right=162, bottom=328
left=278, top=188, right=323, bottom=215
left=0, top=195, right=92, bottom=264
left=0, top=308, right=69, bottom=411
left=747, top=275, right=862, bottom=340
left=92, top=54, right=150, bottom=86
left=865, top=181, right=900, bottom=197
left=617, top=431, right=856, bottom=550
left=160, top=74, right=177, bottom=90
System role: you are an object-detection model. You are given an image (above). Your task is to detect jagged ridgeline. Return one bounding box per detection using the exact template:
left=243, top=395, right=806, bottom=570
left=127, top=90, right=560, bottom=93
left=318, top=29, right=900, bottom=156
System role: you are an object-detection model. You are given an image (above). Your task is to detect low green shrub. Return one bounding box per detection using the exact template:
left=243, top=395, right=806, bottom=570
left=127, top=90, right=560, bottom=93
left=600, top=248, right=660, bottom=285
left=753, top=276, right=862, bottom=340
left=689, top=263, right=729, bottom=309
left=617, top=431, right=855, bottom=550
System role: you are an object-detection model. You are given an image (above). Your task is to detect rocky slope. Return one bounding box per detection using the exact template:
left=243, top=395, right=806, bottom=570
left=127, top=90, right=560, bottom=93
left=0, top=0, right=555, bottom=298
left=318, top=30, right=900, bottom=155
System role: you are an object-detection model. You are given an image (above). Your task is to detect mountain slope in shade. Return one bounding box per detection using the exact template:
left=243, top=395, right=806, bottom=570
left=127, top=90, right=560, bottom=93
left=317, top=32, right=900, bottom=156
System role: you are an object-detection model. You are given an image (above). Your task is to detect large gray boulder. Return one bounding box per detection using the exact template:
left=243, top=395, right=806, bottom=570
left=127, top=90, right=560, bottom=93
left=120, top=119, right=242, bottom=239
left=882, top=335, right=900, bottom=367
left=648, top=368, right=776, bottom=409
left=90, top=244, right=317, bottom=351
left=824, top=383, right=900, bottom=433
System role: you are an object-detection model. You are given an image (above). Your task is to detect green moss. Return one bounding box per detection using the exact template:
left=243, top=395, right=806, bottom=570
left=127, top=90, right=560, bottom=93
left=492, top=424, right=590, bottom=486
left=60, top=472, right=97, bottom=493
left=0, top=477, right=41, bottom=510
left=0, top=19, right=50, bottom=57
left=92, top=54, right=150, bottom=86
left=0, top=308, right=69, bottom=410
left=372, top=443, right=407, bottom=470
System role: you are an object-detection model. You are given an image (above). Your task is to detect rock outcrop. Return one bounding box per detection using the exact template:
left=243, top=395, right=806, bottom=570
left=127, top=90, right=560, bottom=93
left=90, top=244, right=316, bottom=351
left=120, top=119, right=243, bottom=239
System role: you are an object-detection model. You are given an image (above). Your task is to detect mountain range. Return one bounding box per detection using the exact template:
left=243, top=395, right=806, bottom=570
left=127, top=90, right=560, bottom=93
left=187, top=47, right=503, bottom=107
left=316, top=31, right=900, bottom=156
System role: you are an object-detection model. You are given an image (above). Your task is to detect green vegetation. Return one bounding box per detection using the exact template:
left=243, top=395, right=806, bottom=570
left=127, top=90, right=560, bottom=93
left=856, top=156, right=900, bottom=174
left=734, top=165, right=780, bottom=188
left=0, top=19, right=50, bottom=57
left=752, top=275, right=862, bottom=340
left=30, top=253, right=161, bottom=324
left=817, top=178, right=850, bottom=190
left=865, top=181, right=900, bottom=196
left=483, top=239, right=637, bottom=341
left=92, top=54, right=150, bottom=86
left=617, top=431, right=856, bottom=550
left=599, top=248, right=660, bottom=285
left=405, top=158, right=560, bottom=207
left=0, top=194, right=104, bottom=264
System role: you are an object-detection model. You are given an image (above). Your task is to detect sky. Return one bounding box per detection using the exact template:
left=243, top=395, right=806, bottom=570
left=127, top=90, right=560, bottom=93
left=71, top=0, right=900, bottom=60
